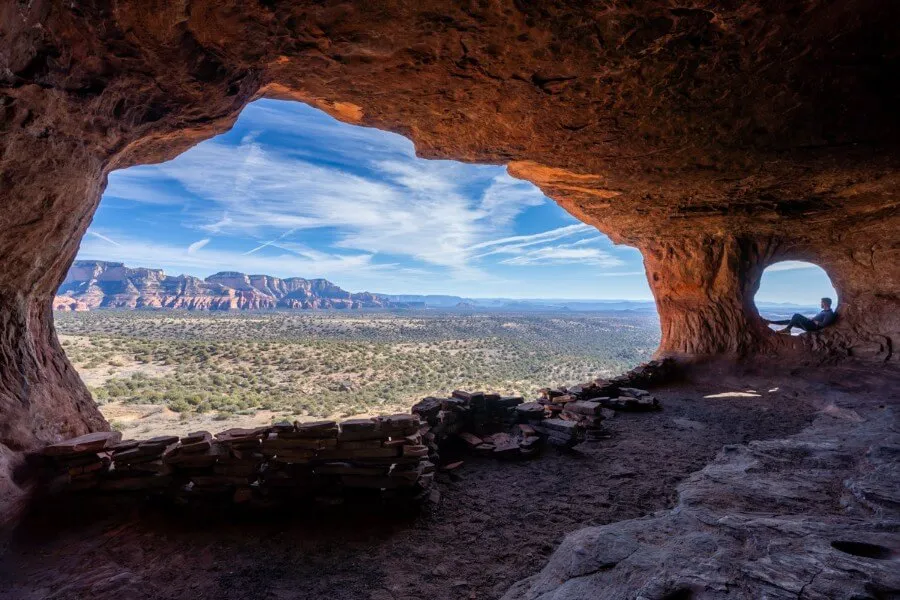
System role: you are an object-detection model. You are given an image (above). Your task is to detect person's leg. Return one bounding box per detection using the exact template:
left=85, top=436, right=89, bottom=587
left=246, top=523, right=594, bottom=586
left=778, top=313, right=809, bottom=333
left=769, top=319, right=791, bottom=325
left=793, top=314, right=819, bottom=332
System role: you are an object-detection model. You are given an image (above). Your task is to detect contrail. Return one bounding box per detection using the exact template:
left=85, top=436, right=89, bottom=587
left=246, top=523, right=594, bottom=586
left=87, top=231, right=121, bottom=246
left=243, top=228, right=296, bottom=255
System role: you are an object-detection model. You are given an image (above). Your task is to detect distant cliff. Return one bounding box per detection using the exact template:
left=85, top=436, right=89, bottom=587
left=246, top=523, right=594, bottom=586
left=54, top=261, right=401, bottom=311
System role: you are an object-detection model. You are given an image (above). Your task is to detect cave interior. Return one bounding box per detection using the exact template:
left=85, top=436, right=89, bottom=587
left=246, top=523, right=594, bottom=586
left=0, top=1, right=898, bottom=598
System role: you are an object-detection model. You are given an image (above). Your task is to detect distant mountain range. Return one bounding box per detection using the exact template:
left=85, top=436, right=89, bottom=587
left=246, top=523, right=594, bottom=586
left=54, top=261, right=402, bottom=311
left=54, top=260, right=819, bottom=314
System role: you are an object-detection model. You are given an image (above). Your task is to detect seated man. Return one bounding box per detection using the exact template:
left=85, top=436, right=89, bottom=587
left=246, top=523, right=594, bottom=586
left=768, top=297, right=837, bottom=334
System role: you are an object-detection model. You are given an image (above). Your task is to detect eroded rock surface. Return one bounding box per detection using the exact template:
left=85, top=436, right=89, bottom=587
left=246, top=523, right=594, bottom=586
left=1, top=1, right=898, bottom=517
left=502, top=371, right=900, bottom=600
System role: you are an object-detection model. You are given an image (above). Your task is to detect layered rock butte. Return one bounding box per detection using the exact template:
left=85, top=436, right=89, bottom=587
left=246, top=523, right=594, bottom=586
left=0, top=1, right=898, bottom=594
left=54, top=260, right=398, bottom=311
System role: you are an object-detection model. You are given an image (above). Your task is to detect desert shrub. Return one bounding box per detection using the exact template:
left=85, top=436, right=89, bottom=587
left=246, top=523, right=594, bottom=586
left=56, top=309, right=659, bottom=425
left=168, top=399, right=191, bottom=413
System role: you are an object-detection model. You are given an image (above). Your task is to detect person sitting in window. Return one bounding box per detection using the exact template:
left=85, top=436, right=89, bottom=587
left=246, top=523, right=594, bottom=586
left=768, top=297, right=837, bottom=334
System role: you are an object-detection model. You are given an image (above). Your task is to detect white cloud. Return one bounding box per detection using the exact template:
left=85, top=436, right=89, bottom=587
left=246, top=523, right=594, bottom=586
left=571, top=236, right=605, bottom=246
left=187, top=238, right=210, bottom=254
left=104, top=169, right=184, bottom=205
left=765, top=261, right=820, bottom=272
left=96, top=100, right=645, bottom=293
left=78, top=232, right=377, bottom=280
left=596, top=271, right=645, bottom=277
left=472, top=224, right=592, bottom=255
left=478, top=175, right=546, bottom=226
left=500, top=244, right=625, bottom=267
left=110, top=131, right=552, bottom=275
left=201, top=213, right=235, bottom=234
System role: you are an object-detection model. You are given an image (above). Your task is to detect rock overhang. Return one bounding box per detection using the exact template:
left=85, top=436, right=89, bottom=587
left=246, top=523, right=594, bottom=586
left=0, top=1, right=897, bottom=465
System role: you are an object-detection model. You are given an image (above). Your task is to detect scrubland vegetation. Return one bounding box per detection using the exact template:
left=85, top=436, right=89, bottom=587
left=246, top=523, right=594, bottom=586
left=56, top=311, right=659, bottom=430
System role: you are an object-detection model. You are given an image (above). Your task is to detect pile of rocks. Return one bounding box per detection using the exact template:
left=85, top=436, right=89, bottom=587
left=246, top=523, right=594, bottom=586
left=612, top=358, right=678, bottom=389
left=411, top=373, right=668, bottom=460
left=413, top=390, right=586, bottom=460
left=40, top=415, right=432, bottom=506
left=532, top=362, right=668, bottom=440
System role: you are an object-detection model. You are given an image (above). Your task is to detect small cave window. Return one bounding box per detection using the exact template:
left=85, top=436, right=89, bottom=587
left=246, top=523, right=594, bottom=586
left=754, top=261, right=838, bottom=334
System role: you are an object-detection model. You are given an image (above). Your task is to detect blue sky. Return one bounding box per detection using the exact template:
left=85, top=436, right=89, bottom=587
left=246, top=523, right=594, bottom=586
left=756, top=262, right=837, bottom=306
left=79, top=99, right=834, bottom=303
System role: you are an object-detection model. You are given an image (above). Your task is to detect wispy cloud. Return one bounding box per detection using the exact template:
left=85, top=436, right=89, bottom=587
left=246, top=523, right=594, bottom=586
left=500, top=244, right=625, bottom=267
left=79, top=233, right=376, bottom=279
left=596, top=271, right=645, bottom=277
left=104, top=169, right=185, bottom=205
left=107, top=122, right=551, bottom=276
left=187, top=238, right=210, bottom=254
left=471, top=224, right=592, bottom=251
left=89, top=100, right=653, bottom=298
left=765, top=261, right=820, bottom=272
left=470, top=225, right=596, bottom=263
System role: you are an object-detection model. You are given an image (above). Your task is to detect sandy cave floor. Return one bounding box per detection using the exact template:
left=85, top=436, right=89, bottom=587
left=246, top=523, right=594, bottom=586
left=3, top=366, right=884, bottom=600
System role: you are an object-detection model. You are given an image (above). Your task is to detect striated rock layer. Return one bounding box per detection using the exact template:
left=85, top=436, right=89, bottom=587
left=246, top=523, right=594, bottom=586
left=0, top=1, right=898, bottom=518
left=503, top=368, right=900, bottom=599
left=55, top=260, right=399, bottom=311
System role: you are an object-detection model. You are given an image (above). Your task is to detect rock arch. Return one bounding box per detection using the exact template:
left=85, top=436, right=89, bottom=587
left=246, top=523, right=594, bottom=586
left=1, top=0, right=898, bottom=489
left=753, top=260, right=837, bottom=313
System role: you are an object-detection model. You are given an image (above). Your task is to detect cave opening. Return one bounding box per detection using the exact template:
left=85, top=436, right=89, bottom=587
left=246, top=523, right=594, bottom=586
left=1, top=3, right=898, bottom=598
left=754, top=261, right=839, bottom=335
left=53, top=99, right=660, bottom=440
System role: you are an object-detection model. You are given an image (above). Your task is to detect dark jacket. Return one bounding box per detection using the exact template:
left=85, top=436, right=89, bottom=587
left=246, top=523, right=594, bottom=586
left=812, top=308, right=836, bottom=328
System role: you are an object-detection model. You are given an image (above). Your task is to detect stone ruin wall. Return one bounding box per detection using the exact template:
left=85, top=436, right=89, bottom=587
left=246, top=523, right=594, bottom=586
left=1, top=1, right=898, bottom=519
left=30, top=363, right=668, bottom=510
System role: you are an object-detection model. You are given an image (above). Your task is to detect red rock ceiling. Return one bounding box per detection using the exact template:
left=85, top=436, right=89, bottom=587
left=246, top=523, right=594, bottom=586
left=0, top=0, right=897, bottom=477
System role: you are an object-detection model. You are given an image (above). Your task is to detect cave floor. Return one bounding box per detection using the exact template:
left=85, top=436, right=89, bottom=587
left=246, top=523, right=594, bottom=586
left=1, top=365, right=891, bottom=600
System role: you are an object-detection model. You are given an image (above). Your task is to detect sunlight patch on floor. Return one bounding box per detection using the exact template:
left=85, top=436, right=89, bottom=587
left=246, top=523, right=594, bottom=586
left=703, top=391, right=763, bottom=399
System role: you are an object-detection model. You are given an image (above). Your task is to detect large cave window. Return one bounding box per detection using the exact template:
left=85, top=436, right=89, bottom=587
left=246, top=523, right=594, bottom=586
left=755, top=261, right=838, bottom=332
left=54, top=99, right=660, bottom=437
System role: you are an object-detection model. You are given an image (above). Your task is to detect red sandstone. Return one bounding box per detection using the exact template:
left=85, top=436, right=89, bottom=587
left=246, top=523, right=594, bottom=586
left=0, top=0, right=897, bottom=528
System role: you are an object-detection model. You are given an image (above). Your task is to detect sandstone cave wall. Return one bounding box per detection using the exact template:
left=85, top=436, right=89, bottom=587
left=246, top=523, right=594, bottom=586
left=0, top=0, right=897, bottom=484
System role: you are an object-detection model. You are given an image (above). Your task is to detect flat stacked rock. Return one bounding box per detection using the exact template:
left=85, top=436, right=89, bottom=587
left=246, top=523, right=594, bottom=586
left=460, top=391, right=524, bottom=434
left=531, top=418, right=584, bottom=447
left=42, top=432, right=120, bottom=490
left=214, top=426, right=269, bottom=503
left=101, top=435, right=177, bottom=491
left=312, top=414, right=431, bottom=501
left=602, top=387, right=661, bottom=412
left=41, top=416, right=432, bottom=506
left=536, top=389, right=606, bottom=443
left=560, top=401, right=616, bottom=441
